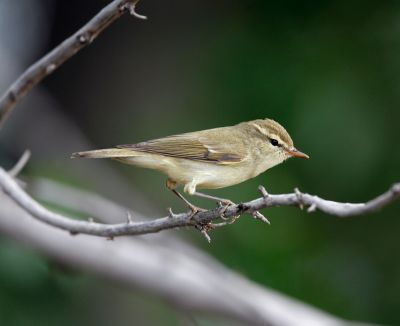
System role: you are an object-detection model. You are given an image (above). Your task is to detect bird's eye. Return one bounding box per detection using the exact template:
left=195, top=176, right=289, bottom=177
left=270, top=139, right=279, bottom=146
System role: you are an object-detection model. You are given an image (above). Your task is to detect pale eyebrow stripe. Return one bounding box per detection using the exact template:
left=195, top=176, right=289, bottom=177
left=250, top=123, right=287, bottom=146
left=250, top=123, right=269, bottom=137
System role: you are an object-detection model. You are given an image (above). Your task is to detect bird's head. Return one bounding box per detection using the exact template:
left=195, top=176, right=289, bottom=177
left=248, top=119, right=309, bottom=166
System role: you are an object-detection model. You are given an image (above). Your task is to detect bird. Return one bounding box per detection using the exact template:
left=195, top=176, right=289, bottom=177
left=72, top=119, right=309, bottom=213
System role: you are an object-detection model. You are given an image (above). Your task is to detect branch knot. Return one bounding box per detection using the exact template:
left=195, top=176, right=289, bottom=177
left=391, top=183, right=400, bottom=195
left=294, top=187, right=304, bottom=210
left=77, top=33, right=93, bottom=45
left=45, top=64, right=56, bottom=74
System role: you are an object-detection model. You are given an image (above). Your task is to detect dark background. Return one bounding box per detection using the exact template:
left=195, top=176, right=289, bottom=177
left=1, top=0, right=399, bottom=325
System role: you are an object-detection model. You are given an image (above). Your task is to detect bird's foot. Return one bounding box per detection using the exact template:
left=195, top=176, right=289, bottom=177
left=217, top=199, right=236, bottom=220
left=192, top=192, right=234, bottom=210
left=187, top=204, right=207, bottom=219
left=212, top=215, right=241, bottom=227
left=169, top=188, right=207, bottom=219
left=218, top=199, right=235, bottom=206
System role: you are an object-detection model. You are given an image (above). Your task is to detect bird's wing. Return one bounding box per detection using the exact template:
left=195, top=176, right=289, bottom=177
left=117, top=133, right=244, bottom=165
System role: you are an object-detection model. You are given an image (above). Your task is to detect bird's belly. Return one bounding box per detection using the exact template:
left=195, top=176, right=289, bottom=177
left=118, top=155, right=261, bottom=190
left=165, top=160, right=249, bottom=189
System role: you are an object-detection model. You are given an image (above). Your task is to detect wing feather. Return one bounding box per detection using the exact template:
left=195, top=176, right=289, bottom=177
left=117, top=133, right=243, bottom=165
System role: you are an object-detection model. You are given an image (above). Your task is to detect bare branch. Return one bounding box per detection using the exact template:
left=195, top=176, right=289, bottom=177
left=0, top=167, right=398, bottom=239
left=1, top=188, right=362, bottom=326
left=0, top=0, right=144, bottom=128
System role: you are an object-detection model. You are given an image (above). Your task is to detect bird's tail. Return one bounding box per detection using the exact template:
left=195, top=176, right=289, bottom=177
left=71, top=148, right=137, bottom=159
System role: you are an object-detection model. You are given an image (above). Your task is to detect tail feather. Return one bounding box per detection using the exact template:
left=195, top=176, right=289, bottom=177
left=71, top=148, right=137, bottom=159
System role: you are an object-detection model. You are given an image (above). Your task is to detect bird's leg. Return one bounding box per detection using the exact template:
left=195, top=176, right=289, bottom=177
left=192, top=191, right=235, bottom=206
left=166, top=179, right=206, bottom=217
left=171, top=189, right=207, bottom=215
left=192, top=191, right=235, bottom=219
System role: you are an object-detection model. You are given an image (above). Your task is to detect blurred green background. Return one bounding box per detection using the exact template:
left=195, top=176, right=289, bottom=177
left=1, top=0, right=400, bottom=325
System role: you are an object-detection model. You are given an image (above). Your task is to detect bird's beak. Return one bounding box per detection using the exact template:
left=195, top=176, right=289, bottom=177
left=286, top=147, right=309, bottom=159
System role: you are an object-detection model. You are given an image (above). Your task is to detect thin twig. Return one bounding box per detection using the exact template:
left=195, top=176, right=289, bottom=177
left=123, top=0, right=148, bottom=19
left=0, top=0, right=145, bottom=128
left=200, top=228, right=211, bottom=243
left=126, top=211, right=133, bottom=223
left=252, top=210, right=270, bottom=225
left=8, top=150, right=31, bottom=177
left=0, top=167, right=399, bottom=239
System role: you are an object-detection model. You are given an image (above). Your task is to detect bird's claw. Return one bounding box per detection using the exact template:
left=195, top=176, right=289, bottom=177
left=219, top=199, right=235, bottom=206
left=217, top=199, right=236, bottom=220
left=188, top=205, right=207, bottom=219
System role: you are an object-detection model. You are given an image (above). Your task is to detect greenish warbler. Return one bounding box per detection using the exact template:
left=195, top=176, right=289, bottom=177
left=72, top=119, right=309, bottom=212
